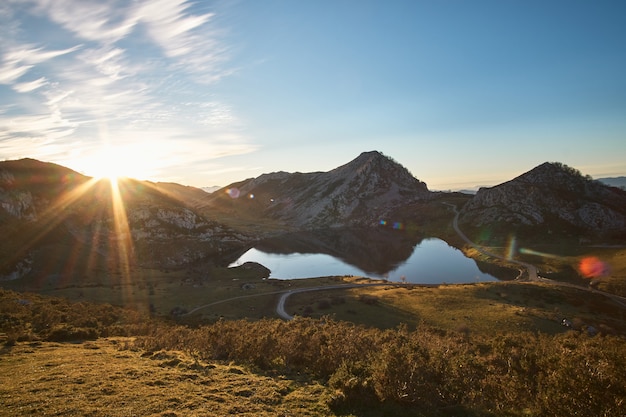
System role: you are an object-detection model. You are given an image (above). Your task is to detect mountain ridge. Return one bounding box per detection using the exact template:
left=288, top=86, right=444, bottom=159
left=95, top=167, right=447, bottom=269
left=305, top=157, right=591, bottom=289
left=3, top=155, right=625, bottom=282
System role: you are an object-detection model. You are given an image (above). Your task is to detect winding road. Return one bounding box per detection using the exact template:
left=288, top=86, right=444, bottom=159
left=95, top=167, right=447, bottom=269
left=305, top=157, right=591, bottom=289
left=274, top=283, right=409, bottom=320
left=184, top=282, right=406, bottom=320
left=443, top=203, right=538, bottom=281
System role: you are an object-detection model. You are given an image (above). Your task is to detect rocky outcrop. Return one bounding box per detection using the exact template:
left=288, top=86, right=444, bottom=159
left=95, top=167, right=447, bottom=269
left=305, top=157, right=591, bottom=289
left=0, top=255, right=33, bottom=281
left=0, top=170, right=37, bottom=220
left=459, top=162, right=626, bottom=237
left=208, top=151, right=431, bottom=228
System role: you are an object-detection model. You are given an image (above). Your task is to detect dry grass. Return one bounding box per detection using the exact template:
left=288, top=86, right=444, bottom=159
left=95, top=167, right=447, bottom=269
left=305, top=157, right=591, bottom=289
left=284, top=281, right=626, bottom=335
left=2, top=285, right=626, bottom=417
left=0, top=338, right=333, bottom=417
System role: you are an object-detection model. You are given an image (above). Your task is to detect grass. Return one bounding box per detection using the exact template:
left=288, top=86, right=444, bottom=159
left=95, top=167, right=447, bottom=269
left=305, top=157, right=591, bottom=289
left=5, top=255, right=626, bottom=338
left=0, top=338, right=332, bottom=417
left=283, top=281, right=626, bottom=336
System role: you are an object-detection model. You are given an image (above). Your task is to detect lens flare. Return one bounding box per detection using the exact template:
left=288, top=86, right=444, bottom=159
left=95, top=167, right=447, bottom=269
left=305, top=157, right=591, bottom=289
left=226, top=187, right=240, bottom=198
left=578, top=256, right=610, bottom=278
left=505, top=235, right=517, bottom=260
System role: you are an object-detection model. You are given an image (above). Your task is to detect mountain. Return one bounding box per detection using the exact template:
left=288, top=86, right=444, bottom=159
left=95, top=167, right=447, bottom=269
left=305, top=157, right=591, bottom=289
left=201, top=186, right=221, bottom=193
left=151, top=181, right=212, bottom=209
left=0, top=159, right=248, bottom=280
left=204, top=151, right=431, bottom=229
left=4, top=155, right=624, bottom=283
left=598, top=176, right=626, bottom=190
left=459, top=162, right=626, bottom=240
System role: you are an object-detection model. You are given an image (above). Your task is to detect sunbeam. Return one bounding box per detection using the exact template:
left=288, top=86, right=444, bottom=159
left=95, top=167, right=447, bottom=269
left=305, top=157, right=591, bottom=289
left=8, top=177, right=101, bottom=269
left=106, top=177, right=135, bottom=305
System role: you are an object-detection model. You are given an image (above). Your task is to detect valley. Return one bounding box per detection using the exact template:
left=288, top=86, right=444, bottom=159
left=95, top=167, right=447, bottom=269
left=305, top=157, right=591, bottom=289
left=1, top=152, right=626, bottom=322
left=2, top=152, right=626, bottom=416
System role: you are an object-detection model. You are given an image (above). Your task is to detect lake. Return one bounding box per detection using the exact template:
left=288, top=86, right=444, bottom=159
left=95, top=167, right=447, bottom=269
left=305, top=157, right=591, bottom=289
left=229, top=230, right=498, bottom=284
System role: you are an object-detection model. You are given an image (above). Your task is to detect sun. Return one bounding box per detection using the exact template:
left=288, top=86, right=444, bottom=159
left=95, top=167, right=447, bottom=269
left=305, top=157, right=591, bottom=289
left=86, top=146, right=152, bottom=182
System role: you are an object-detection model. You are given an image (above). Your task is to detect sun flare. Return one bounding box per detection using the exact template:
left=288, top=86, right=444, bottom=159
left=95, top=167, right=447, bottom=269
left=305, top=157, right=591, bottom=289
left=84, top=146, right=154, bottom=182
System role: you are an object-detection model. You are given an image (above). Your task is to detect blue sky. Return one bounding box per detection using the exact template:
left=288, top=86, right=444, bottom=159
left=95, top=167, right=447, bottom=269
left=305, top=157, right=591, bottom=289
left=1, top=0, right=625, bottom=190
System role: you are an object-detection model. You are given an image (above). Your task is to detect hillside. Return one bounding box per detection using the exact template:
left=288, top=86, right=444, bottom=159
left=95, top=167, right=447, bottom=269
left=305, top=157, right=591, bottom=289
left=459, top=162, right=626, bottom=242
left=2, top=287, right=626, bottom=417
left=0, top=159, right=249, bottom=282
left=204, top=151, right=431, bottom=229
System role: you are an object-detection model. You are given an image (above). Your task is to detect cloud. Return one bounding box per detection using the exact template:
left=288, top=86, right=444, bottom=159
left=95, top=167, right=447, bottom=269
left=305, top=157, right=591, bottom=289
left=0, top=63, right=32, bottom=84
left=5, top=44, right=82, bottom=65
left=32, top=0, right=137, bottom=43
left=0, top=109, right=75, bottom=138
left=0, top=0, right=254, bottom=183
left=78, top=47, right=128, bottom=80
left=0, top=44, right=80, bottom=84
left=131, top=0, right=232, bottom=83
left=13, top=76, right=47, bottom=92
left=134, top=0, right=213, bottom=57
left=26, top=0, right=230, bottom=82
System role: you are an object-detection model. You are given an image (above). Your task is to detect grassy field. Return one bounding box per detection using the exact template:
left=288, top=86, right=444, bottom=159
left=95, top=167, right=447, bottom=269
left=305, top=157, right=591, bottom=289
left=0, top=338, right=333, bottom=417
left=282, top=280, right=626, bottom=336
left=4, top=256, right=626, bottom=338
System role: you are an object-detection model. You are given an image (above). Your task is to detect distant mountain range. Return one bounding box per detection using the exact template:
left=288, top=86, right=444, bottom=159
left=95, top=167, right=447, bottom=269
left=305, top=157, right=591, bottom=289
left=598, top=176, right=626, bottom=189
left=2, top=152, right=625, bottom=281
left=201, top=186, right=221, bottom=193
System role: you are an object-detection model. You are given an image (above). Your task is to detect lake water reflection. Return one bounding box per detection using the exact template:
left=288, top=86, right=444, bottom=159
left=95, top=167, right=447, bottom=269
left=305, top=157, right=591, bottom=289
left=229, top=231, right=498, bottom=284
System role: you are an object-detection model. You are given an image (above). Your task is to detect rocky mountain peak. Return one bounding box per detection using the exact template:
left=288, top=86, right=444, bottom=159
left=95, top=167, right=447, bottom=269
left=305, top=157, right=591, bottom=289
left=460, top=162, right=626, bottom=238
left=331, top=151, right=428, bottom=193
left=206, top=151, right=431, bottom=228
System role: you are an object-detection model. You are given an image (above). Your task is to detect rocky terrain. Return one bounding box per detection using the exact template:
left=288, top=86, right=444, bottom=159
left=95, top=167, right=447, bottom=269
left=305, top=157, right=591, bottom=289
left=459, top=162, right=626, bottom=240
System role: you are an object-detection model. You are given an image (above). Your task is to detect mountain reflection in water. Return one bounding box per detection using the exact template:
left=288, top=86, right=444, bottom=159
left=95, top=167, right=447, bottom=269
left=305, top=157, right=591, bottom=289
left=229, top=229, right=499, bottom=284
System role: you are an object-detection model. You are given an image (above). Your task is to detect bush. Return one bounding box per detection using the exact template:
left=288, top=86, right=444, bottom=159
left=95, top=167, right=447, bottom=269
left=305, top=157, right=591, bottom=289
left=46, top=324, right=99, bottom=342
left=132, top=318, right=626, bottom=416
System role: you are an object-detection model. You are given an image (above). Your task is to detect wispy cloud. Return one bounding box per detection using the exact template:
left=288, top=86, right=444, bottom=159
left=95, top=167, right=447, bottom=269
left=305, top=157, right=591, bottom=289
left=134, top=0, right=213, bottom=57
left=13, top=76, right=47, bottom=92
left=0, top=44, right=81, bottom=84
left=0, top=63, right=32, bottom=84
left=32, top=0, right=136, bottom=43
left=0, top=0, right=254, bottom=181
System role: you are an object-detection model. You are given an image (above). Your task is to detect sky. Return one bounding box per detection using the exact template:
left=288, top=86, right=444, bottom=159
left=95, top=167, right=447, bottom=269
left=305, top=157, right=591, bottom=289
left=1, top=0, right=625, bottom=191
